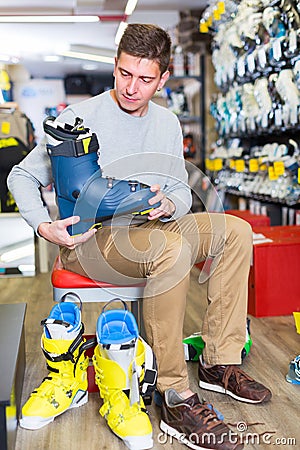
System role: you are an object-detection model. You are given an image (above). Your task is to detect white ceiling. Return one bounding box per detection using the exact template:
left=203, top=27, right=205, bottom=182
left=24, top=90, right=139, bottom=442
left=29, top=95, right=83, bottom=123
left=0, top=0, right=205, bottom=78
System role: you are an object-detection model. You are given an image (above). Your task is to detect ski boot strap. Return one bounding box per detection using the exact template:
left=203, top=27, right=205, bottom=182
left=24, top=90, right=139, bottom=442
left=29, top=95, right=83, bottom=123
left=140, top=337, right=157, bottom=405
left=47, top=134, right=99, bottom=158
left=43, top=115, right=99, bottom=158
left=41, top=322, right=86, bottom=365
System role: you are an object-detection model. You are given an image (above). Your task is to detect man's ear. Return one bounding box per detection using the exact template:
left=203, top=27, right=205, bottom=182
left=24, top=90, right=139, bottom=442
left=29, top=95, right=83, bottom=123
left=158, top=70, right=170, bottom=90
left=113, top=57, right=118, bottom=77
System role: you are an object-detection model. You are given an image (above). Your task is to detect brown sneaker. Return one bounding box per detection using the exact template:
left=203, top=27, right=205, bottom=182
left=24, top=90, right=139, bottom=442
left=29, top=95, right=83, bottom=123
left=160, top=389, right=244, bottom=450
left=198, top=358, right=272, bottom=404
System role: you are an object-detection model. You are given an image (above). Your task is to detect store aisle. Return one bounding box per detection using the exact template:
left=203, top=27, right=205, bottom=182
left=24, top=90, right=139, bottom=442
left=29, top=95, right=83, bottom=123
left=0, top=266, right=299, bottom=450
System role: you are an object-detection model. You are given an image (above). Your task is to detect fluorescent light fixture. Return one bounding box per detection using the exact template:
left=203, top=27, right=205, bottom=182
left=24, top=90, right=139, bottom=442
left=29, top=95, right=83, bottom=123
left=60, top=44, right=116, bottom=65
left=0, top=15, right=100, bottom=23
left=125, top=0, right=139, bottom=15
left=115, top=21, right=128, bottom=45
left=61, top=50, right=115, bottom=65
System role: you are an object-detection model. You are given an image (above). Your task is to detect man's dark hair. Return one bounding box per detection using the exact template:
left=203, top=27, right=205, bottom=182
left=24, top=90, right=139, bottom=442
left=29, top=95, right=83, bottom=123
left=117, top=23, right=172, bottom=74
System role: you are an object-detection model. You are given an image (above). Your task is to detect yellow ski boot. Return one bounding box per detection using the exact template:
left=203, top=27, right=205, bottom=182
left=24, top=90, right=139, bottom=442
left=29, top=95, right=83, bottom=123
left=93, top=301, right=157, bottom=450
left=20, top=302, right=89, bottom=430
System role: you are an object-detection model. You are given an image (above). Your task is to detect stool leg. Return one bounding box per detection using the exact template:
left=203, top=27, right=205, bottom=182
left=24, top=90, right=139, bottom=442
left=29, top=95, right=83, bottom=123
left=131, top=301, right=139, bottom=326
left=131, top=300, right=145, bottom=339
left=139, top=300, right=146, bottom=340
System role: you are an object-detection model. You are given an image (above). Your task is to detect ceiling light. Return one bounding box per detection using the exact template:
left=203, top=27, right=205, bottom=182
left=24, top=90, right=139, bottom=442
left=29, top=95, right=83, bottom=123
left=0, top=15, right=100, bottom=23
left=115, top=21, right=128, bottom=45
left=61, top=50, right=115, bottom=65
left=125, top=0, right=139, bottom=15
left=60, top=45, right=116, bottom=65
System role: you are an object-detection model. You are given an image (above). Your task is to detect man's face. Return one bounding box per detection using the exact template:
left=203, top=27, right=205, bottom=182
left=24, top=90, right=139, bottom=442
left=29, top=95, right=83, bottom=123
left=113, top=52, right=169, bottom=117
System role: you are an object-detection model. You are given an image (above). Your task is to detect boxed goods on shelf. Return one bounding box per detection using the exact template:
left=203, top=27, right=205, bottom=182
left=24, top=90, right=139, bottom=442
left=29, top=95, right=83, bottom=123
left=226, top=210, right=271, bottom=227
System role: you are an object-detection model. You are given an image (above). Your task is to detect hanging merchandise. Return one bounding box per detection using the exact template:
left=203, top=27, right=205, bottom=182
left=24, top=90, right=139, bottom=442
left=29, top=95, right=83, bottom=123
left=205, top=0, right=300, bottom=95
left=203, top=0, right=300, bottom=210
left=0, top=69, right=12, bottom=102
left=172, top=46, right=185, bottom=77
left=206, top=138, right=300, bottom=205
left=0, top=137, right=30, bottom=213
left=165, top=85, right=189, bottom=116
left=183, top=132, right=196, bottom=159
left=0, top=107, right=35, bottom=150
left=0, top=106, right=35, bottom=212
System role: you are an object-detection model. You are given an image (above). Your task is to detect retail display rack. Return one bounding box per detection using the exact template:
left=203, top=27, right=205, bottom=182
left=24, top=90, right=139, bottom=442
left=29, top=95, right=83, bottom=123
left=201, top=0, right=300, bottom=224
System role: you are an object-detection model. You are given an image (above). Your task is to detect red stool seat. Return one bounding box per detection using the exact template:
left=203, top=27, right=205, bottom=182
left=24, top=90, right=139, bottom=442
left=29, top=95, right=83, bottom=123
left=51, top=255, right=145, bottom=304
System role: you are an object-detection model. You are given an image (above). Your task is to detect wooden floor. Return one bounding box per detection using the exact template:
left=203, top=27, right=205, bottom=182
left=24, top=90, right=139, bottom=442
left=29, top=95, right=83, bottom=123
left=1, top=264, right=300, bottom=450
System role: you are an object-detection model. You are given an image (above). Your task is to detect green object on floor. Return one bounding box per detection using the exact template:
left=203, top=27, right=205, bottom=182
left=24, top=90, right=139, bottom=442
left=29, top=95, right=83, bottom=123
left=183, top=333, right=205, bottom=361
left=183, top=318, right=253, bottom=362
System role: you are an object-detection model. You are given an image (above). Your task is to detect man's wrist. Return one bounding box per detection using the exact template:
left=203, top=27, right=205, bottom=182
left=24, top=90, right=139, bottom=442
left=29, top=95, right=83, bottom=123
left=37, top=222, right=52, bottom=238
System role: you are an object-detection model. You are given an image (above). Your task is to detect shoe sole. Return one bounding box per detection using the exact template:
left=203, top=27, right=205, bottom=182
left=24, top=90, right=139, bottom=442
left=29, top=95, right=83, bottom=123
left=160, top=420, right=215, bottom=450
left=19, top=390, right=88, bottom=430
left=116, top=433, right=153, bottom=450
left=199, top=380, right=271, bottom=404
left=286, top=376, right=300, bottom=385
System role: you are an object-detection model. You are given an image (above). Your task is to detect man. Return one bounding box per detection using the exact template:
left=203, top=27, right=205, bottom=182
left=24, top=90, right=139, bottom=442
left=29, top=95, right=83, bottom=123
left=8, top=23, right=271, bottom=450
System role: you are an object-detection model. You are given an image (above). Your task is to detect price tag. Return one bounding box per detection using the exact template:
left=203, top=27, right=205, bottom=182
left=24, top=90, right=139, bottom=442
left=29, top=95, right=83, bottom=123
left=213, top=9, right=221, bottom=20
left=218, top=1, right=225, bottom=14
left=205, top=158, right=211, bottom=170
left=273, top=161, right=285, bottom=176
left=268, top=166, right=278, bottom=180
left=214, top=158, right=223, bottom=171
left=200, top=21, right=209, bottom=33
left=249, top=159, right=259, bottom=173
left=206, top=159, right=216, bottom=171
left=229, top=159, right=236, bottom=169
left=235, top=159, right=245, bottom=172
left=1, top=122, right=10, bottom=134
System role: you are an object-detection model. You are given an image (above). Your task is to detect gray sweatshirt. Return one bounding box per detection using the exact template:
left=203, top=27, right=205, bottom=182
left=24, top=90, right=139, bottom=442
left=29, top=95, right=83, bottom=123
left=7, top=90, right=192, bottom=233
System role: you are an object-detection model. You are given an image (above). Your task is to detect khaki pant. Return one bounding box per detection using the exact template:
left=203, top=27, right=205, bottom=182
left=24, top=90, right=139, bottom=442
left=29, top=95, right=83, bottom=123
left=60, top=212, right=252, bottom=394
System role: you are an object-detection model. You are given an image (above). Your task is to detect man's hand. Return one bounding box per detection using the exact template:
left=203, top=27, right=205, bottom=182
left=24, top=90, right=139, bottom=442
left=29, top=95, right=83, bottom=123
left=37, top=216, right=96, bottom=249
left=147, top=184, right=176, bottom=220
